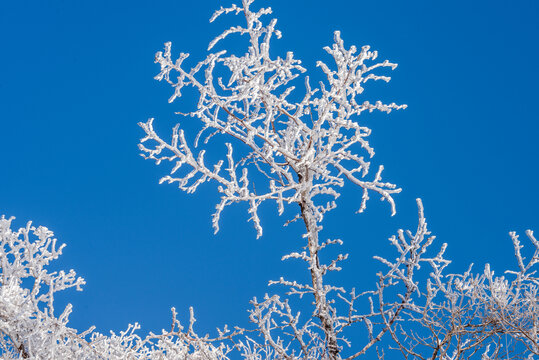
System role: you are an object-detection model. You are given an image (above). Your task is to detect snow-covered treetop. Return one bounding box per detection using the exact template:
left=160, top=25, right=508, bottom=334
left=139, top=0, right=406, bottom=238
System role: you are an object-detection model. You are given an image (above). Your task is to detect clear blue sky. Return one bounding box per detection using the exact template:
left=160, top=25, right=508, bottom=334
left=1, top=0, right=538, bottom=353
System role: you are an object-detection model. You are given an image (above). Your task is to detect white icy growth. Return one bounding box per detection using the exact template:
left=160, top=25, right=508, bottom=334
left=139, top=0, right=406, bottom=239
left=1, top=0, right=536, bottom=359
left=1, top=207, right=536, bottom=359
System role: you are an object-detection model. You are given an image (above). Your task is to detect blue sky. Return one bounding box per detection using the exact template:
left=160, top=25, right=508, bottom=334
left=1, top=0, right=538, bottom=353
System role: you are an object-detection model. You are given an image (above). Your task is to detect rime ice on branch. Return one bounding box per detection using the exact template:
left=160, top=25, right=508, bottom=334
left=1, top=211, right=537, bottom=358
left=138, top=0, right=405, bottom=239
left=0, top=216, right=238, bottom=358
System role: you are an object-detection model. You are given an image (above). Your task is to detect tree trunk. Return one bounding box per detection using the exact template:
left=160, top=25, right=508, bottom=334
left=299, top=175, right=340, bottom=359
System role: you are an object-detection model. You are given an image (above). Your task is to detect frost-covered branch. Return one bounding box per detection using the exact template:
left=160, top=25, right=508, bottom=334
left=388, top=231, right=539, bottom=360
left=139, top=0, right=404, bottom=239
left=0, top=215, right=241, bottom=359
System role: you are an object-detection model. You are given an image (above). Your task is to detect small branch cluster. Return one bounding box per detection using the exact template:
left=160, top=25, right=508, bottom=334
left=252, top=199, right=449, bottom=360
left=0, top=216, right=237, bottom=359
left=0, top=215, right=85, bottom=359
left=390, top=230, right=539, bottom=360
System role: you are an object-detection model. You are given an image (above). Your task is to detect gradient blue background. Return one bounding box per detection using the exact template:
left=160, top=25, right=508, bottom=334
left=1, top=0, right=537, bottom=355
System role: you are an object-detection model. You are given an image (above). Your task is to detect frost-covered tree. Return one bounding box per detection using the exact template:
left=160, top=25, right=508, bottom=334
left=1, top=0, right=537, bottom=359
